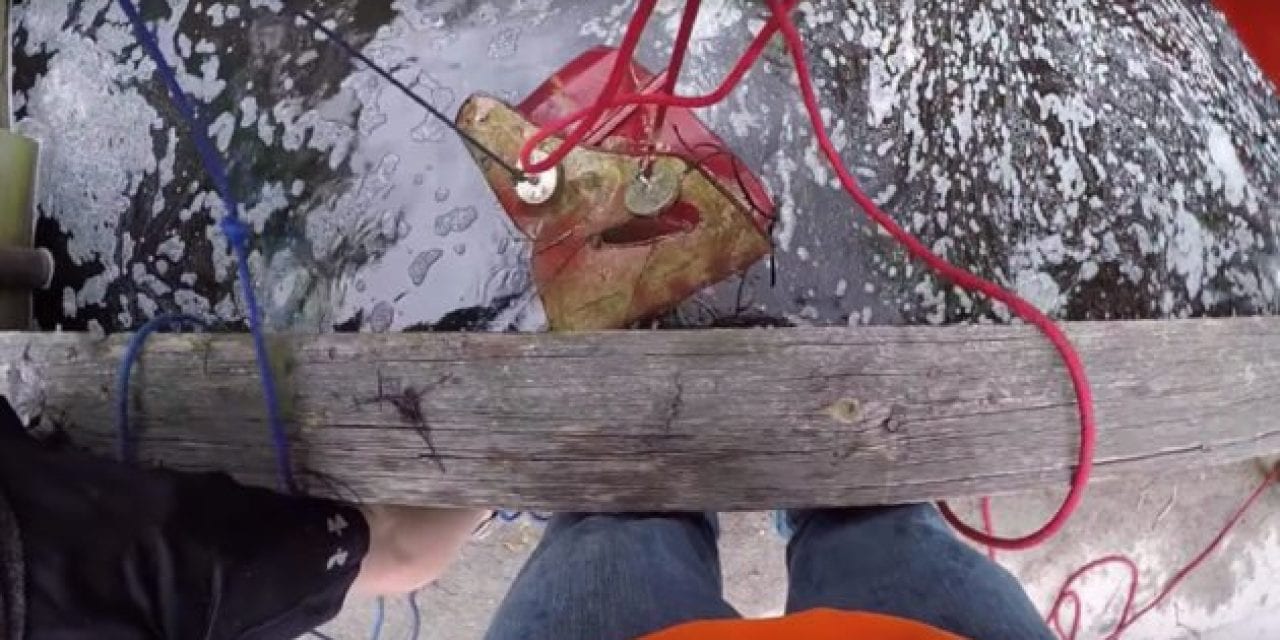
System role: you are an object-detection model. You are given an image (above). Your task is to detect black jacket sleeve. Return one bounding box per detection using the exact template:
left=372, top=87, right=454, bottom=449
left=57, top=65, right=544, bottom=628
left=0, top=395, right=368, bottom=640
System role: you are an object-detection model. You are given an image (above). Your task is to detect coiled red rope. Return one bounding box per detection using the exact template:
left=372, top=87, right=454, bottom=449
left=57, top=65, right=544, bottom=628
left=1046, top=464, right=1280, bottom=639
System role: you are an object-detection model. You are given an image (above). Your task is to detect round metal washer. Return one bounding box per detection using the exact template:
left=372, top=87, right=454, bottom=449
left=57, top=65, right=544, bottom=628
left=516, top=149, right=560, bottom=205
left=624, top=161, right=683, bottom=218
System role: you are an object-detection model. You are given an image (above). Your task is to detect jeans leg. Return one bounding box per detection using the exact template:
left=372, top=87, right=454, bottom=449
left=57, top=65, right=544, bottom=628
left=485, top=512, right=740, bottom=640
left=785, top=505, right=1053, bottom=640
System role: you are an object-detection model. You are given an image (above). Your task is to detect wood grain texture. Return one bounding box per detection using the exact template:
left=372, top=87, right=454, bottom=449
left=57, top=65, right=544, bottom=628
left=3, top=319, right=1278, bottom=510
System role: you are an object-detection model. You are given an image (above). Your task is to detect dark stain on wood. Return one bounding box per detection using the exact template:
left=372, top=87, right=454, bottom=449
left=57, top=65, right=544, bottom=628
left=357, top=369, right=449, bottom=473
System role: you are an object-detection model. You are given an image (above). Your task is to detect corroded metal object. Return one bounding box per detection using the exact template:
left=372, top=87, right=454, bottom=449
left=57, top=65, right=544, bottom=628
left=457, top=95, right=771, bottom=330
left=624, top=162, right=682, bottom=218
left=0, top=247, right=54, bottom=291
left=516, top=149, right=560, bottom=205
left=518, top=47, right=775, bottom=236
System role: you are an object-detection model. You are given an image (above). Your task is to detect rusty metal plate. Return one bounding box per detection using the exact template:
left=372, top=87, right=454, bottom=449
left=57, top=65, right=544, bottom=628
left=457, top=95, right=771, bottom=331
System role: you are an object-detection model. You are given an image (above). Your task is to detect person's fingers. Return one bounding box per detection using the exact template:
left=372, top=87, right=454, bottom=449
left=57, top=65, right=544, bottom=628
left=351, top=507, right=490, bottom=596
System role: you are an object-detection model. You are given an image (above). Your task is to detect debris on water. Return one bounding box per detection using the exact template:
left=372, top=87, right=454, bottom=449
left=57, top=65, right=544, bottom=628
left=408, top=249, right=445, bottom=286
left=434, top=206, right=479, bottom=237
left=369, top=301, right=394, bottom=332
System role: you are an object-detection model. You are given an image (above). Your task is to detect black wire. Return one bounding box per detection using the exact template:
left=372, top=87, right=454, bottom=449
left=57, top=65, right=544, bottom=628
left=288, top=8, right=527, bottom=181
left=672, top=124, right=773, bottom=221
left=309, top=631, right=336, bottom=640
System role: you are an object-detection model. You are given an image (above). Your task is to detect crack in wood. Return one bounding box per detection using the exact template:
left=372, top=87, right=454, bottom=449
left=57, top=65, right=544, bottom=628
left=200, top=337, right=214, bottom=376
left=880, top=412, right=903, bottom=434
left=662, top=373, right=684, bottom=432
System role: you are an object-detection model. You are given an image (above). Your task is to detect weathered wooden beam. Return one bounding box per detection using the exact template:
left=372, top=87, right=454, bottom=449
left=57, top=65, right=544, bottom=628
left=2, top=319, right=1278, bottom=511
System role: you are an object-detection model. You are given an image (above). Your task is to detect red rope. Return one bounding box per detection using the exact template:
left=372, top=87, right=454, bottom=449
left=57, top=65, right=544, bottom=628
left=528, top=4, right=1280, bottom=634
left=528, top=0, right=1095, bottom=550
left=519, top=0, right=660, bottom=174
left=649, top=0, right=702, bottom=144
left=765, top=0, right=1094, bottom=550
left=980, top=497, right=997, bottom=561
left=519, top=0, right=796, bottom=173
left=1046, top=464, right=1280, bottom=639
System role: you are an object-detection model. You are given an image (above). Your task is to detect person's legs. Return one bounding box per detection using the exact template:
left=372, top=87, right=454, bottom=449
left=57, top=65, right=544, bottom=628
left=485, top=513, right=740, bottom=640
left=785, top=505, right=1053, bottom=640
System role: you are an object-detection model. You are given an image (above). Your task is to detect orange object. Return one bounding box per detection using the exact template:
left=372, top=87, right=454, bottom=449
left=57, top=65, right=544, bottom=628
left=643, top=608, right=964, bottom=640
left=1216, top=0, right=1280, bottom=88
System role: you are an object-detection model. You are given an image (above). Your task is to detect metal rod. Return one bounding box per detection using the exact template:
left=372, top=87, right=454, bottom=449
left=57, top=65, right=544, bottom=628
left=0, top=246, right=54, bottom=291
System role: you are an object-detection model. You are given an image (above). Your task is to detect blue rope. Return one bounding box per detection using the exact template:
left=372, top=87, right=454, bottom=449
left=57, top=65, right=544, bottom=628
left=116, top=0, right=296, bottom=493
left=370, top=596, right=386, bottom=640
left=408, top=590, right=422, bottom=640
left=115, top=9, right=425, bottom=639
left=115, top=313, right=208, bottom=462
left=497, top=510, right=551, bottom=523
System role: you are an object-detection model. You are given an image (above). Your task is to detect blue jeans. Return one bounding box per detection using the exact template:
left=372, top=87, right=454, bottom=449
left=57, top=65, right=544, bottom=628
left=484, top=505, right=1053, bottom=640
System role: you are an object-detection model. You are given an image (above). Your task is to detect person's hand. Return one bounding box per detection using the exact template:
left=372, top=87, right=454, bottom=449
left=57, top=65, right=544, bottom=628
left=351, top=506, right=491, bottom=595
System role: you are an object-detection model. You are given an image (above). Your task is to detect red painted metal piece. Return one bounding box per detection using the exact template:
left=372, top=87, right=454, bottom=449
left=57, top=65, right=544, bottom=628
left=519, top=46, right=775, bottom=233
left=459, top=48, right=775, bottom=330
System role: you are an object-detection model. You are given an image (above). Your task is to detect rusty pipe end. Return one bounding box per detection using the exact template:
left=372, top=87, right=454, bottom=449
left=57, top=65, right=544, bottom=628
left=0, top=246, right=55, bottom=291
